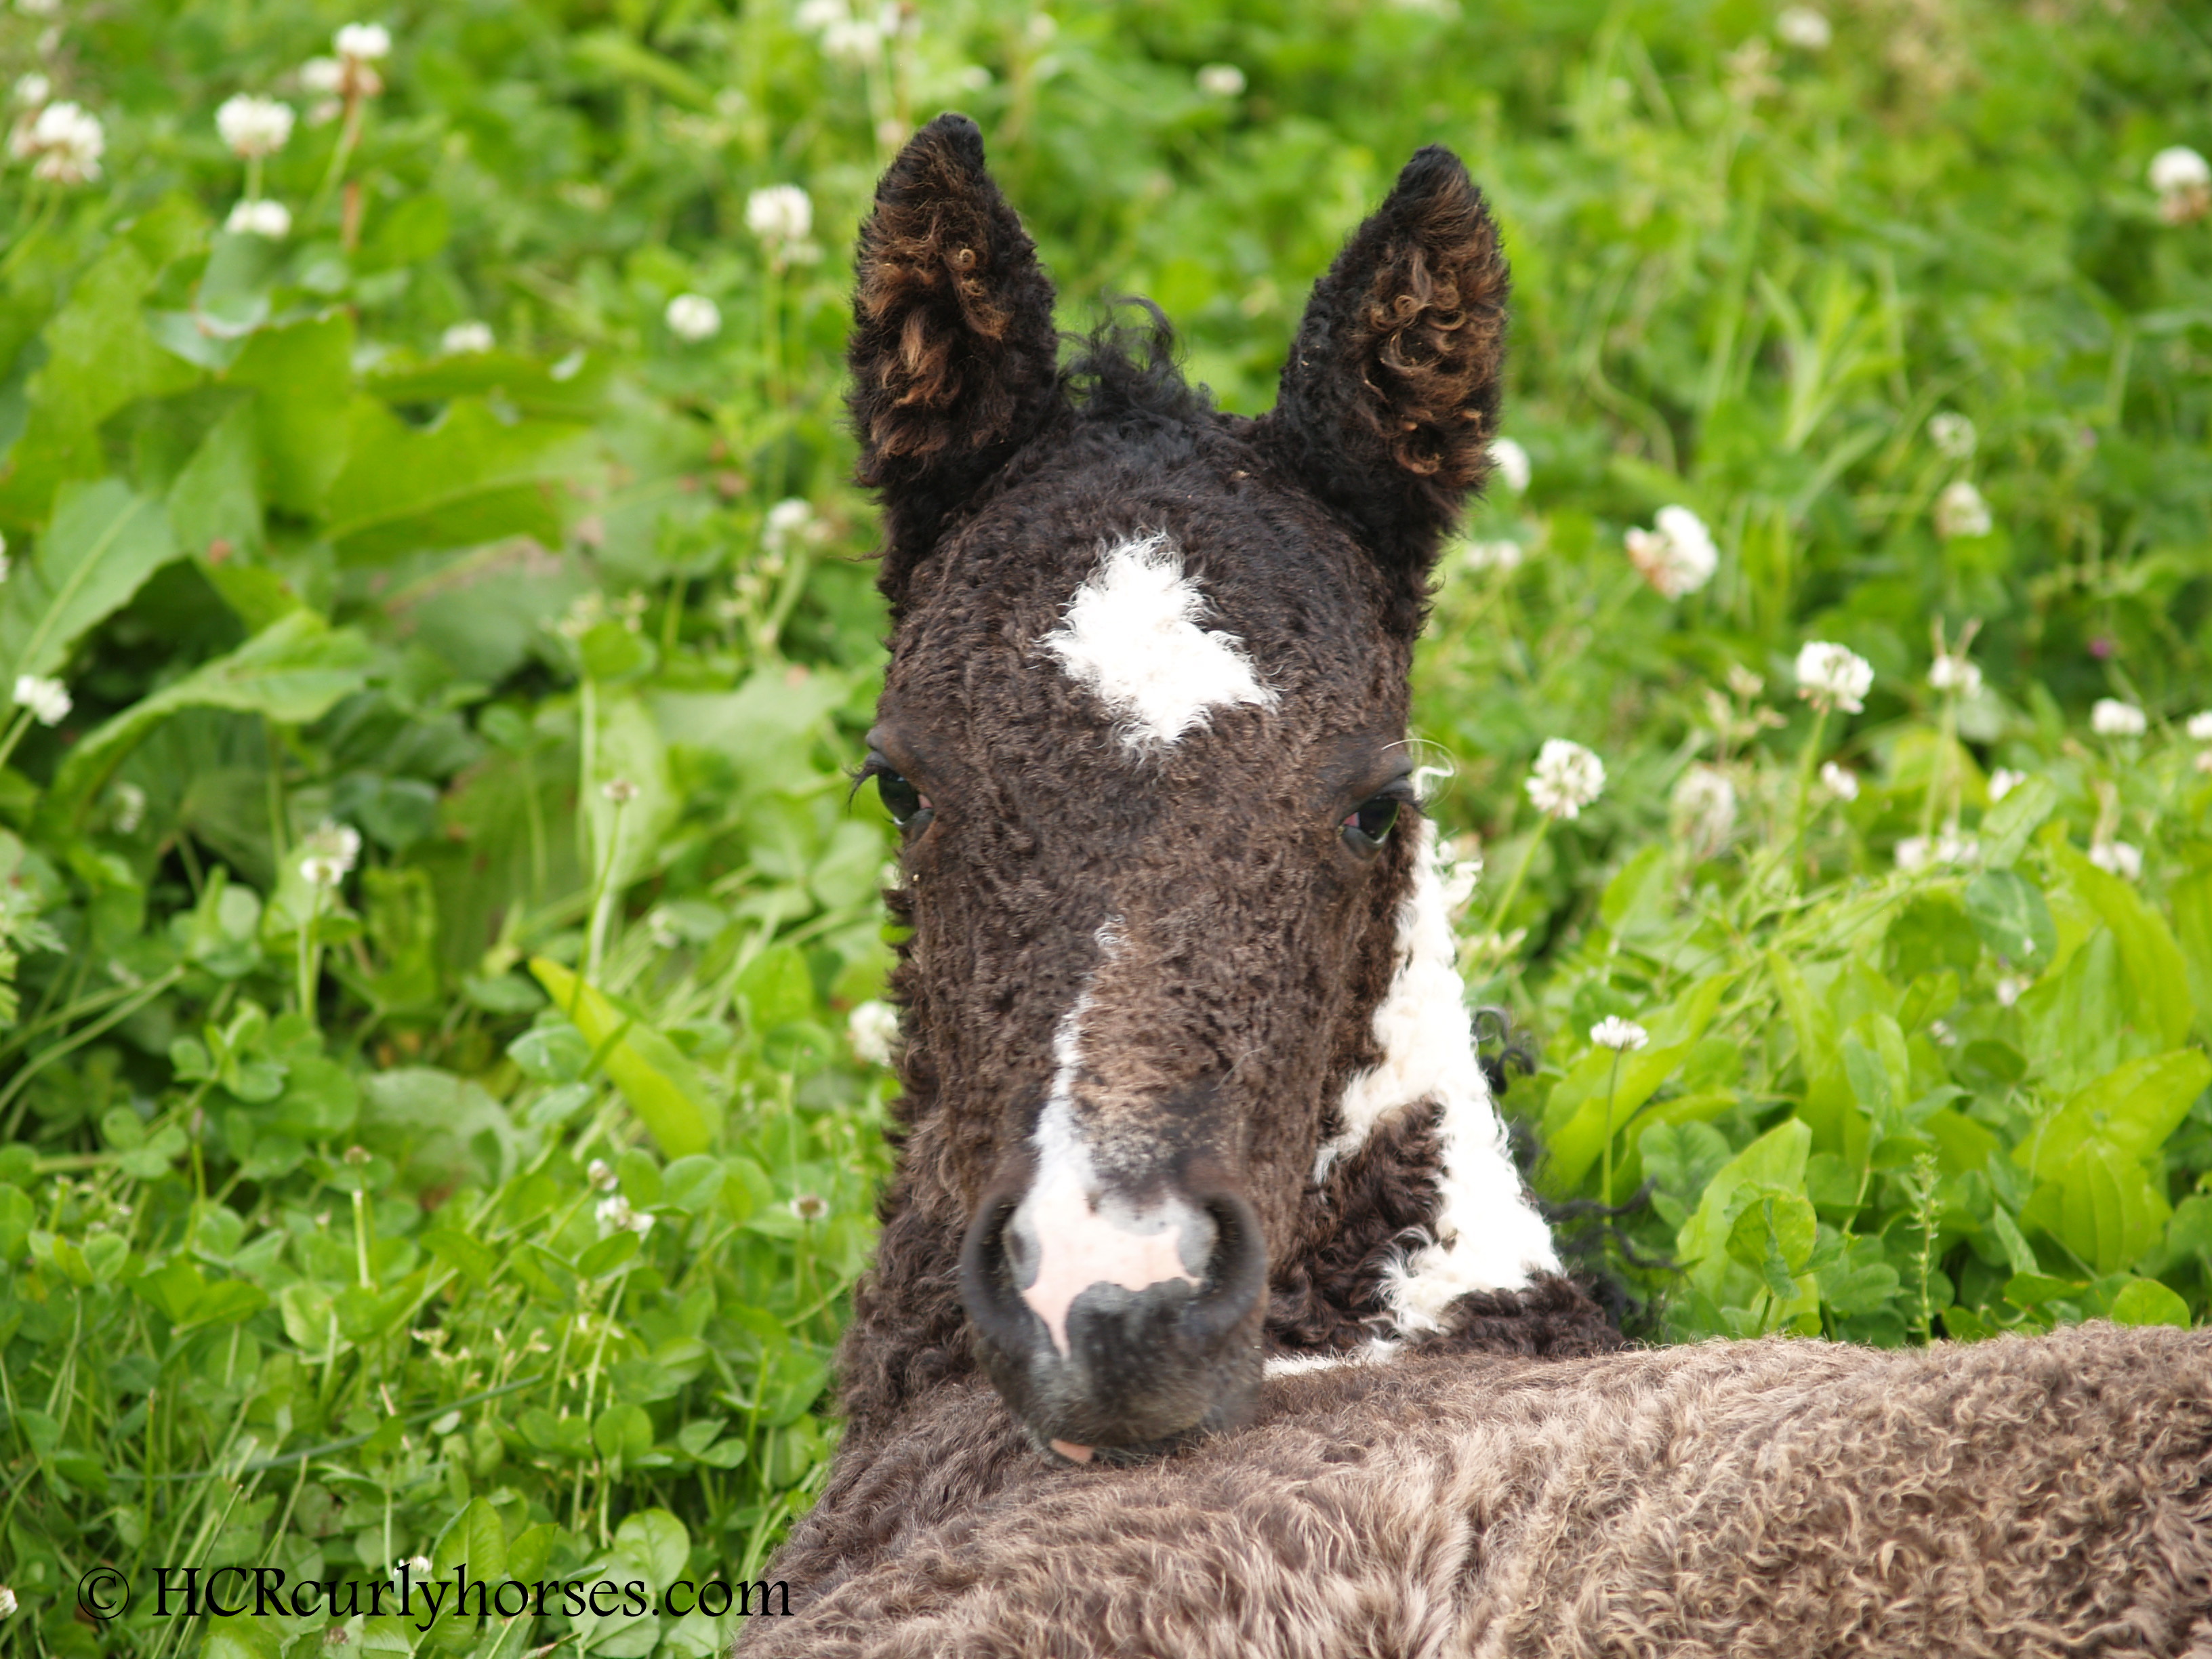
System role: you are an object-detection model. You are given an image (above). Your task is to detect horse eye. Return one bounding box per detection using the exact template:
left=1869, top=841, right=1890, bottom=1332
left=1341, top=796, right=1400, bottom=853
left=874, top=765, right=932, bottom=830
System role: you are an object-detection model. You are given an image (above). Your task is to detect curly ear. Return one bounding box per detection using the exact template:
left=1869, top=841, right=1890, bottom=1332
left=1257, top=147, right=1508, bottom=627
left=849, top=113, right=1062, bottom=603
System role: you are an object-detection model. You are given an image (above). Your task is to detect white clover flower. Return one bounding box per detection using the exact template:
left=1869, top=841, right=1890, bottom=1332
left=111, top=781, right=146, bottom=834
left=1462, top=539, right=1525, bottom=575
left=14, top=73, right=48, bottom=106
left=595, top=1194, right=655, bottom=1236
left=14, top=100, right=103, bottom=184
left=12, top=673, right=68, bottom=725
left=298, top=821, right=362, bottom=888
left=1590, top=1016, right=1649, bottom=1052
left=1196, top=63, right=1246, bottom=98
left=1994, top=975, right=2026, bottom=1008
left=2186, top=711, right=2212, bottom=741
left=1935, top=832, right=1980, bottom=867
left=601, top=776, right=638, bottom=804
left=646, top=907, right=679, bottom=949
left=1927, top=650, right=1982, bottom=698
left=1776, top=6, right=1831, bottom=49
left=391, top=1556, right=431, bottom=1586
left=762, top=497, right=819, bottom=553
left=586, top=1158, right=617, bottom=1189
left=1927, top=411, right=1976, bottom=459
left=216, top=94, right=295, bottom=158
left=440, top=321, right=493, bottom=355
left=225, top=198, right=291, bottom=237
left=848, top=999, right=899, bottom=1066
left=1988, top=766, right=2027, bottom=802
left=796, top=0, right=848, bottom=29
left=1670, top=764, right=1736, bottom=856
left=1896, top=834, right=1975, bottom=872
left=2090, top=697, right=2147, bottom=737
left=1525, top=738, right=1605, bottom=819
left=1793, top=640, right=1874, bottom=714
left=1933, top=479, right=1992, bottom=539
left=335, top=22, right=392, bottom=60
left=1486, top=436, right=1531, bottom=493
left=664, top=292, right=720, bottom=342
left=1819, top=760, right=1860, bottom=802
left=1624, top=504, right=1718, bottom=600
left=0, top=1584, right=15, bottom=1618
left=2089, top=840, right=2143, bottom=881
left=2150, top=146, right=2210, bottom=223
left=787, top=1191, right=830, bottom=1222
left=2150, top=145, right=2211, bottom=194
left=14, top=0, right=56, bottom=15
left=300, top=57, right=346, bottom=96
left=746, top=183, right=813, bottom=245
left=824, top=20, right=886, bottom=63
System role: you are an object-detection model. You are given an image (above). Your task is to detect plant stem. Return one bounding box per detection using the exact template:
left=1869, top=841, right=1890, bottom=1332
left=583, top=795, right=628, bottom=987
left=1483, top=811, right=1553, bottom=942
left=298, top=884, right=323, bottom=1029
left=0, top=707, right=38, bottom=777
left=1786, top=704, right=1830, bottom=880
left=1601, top=1050, right=1624, bottom=1208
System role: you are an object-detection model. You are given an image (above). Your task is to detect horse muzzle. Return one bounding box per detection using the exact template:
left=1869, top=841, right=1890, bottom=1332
left=958, top=1169, right=1269, bottom=1460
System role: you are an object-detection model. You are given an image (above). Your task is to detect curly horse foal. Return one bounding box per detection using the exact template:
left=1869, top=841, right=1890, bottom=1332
left=740, top=115, right=2212, bottom=1656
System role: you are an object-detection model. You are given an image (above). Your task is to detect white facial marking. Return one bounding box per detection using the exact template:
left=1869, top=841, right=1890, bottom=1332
left=1042, top=531, right=1275, bottom=754
left=1317, top=819, right=1560, bottom=1335
left=1010, top=925, right=1206, bottom=1355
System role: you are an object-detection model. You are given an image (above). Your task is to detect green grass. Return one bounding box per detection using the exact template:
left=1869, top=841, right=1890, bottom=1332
left=0, top=1, right=2209, bottom=1654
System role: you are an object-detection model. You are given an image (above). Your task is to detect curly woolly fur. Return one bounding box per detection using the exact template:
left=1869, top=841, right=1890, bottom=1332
left=752, top=1326, right=2212, bottom=1656
left=747, top=115, right=2212, bottom=1654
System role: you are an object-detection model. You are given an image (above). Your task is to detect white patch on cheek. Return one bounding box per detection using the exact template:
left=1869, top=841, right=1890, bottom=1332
left=1317, top=818, right=1560, bottom=1334
left=1042, top=530, right=1275, bottom=754
left=1010, top=928, right=1204, bottom=1355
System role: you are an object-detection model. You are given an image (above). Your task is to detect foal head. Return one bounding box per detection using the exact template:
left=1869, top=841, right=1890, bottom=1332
left=844, top=115, right=1574, bottom=1461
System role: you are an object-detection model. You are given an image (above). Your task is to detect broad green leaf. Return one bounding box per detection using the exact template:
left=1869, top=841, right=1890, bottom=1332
left=323, top=395, right=592, bottom=561
left=1963, top=869, right=2056, bottom=968
left=167, top=401, right=264, bottom=561
left=0, top=242, right=200, bottom=521
left=443, top=1495, right=508, bottom=1580
left=202, top=1618, right=284, bottom=1659
left=1726, top=1191, right=1819, bottom=1300
left=613, top=1507, right=690, bottom=1593
left=0, top=477, right=178, bottom=691
left=1677, top=1118, right=1811, bottom=1294
left=2014, top=1050, right=2212, bottom=1179
left=367, top=350, right=610, bottom=424
left=0, top=1183, right=31, bottom=1263
left=1979, top=773, right=2058, bottom=869
left=422, top=1225, right=497, bottom=1287
left=1984, top=1205, right=2041, bottom=1277
left=2047, top=840, right=2192, bottom=1049
left=2170, top=869, right=2212, bottom=1039
left=2027, top=1139, right=2169, bottom=1275
left=46, top=611, right=372, bottom=824
left=226, top=313, right=356, bottom=514
left=653, top=665, right=851, bottom=792
left=531, top=958, right=721, bottom=1157
left=594, top=1401, right=653, bottom=1462
left=2105, top=1277, right=2191, bottom=1328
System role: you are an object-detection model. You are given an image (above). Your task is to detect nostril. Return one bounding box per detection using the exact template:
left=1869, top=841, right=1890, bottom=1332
left=1183, top=1189, right=1267, bottom=1346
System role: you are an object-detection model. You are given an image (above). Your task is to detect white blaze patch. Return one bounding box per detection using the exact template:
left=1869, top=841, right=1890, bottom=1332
left=1011, top=927, right=1204, bottom=1355
left=1042, top=531, right=1275, bottom=754
left=1316, top=819, right=1559, bottom=1335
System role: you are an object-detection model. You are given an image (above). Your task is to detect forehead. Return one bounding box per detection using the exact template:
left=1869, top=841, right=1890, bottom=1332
left=882, top=420, right=1406, bottom=764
